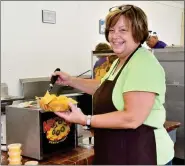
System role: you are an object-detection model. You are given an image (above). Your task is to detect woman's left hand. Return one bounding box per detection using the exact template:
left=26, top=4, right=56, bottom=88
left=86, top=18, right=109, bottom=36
left=54, top=103, right=87, bottom=126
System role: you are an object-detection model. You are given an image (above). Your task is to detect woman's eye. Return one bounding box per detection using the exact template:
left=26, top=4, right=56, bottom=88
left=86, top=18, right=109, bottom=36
left=109, top=29, right=114, bottom=32
left=120, top=29, right=126, bottom=32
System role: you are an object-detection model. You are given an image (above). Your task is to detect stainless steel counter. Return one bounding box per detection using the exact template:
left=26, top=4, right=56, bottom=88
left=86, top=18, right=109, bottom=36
left=154, top=46, right=184, bottom=159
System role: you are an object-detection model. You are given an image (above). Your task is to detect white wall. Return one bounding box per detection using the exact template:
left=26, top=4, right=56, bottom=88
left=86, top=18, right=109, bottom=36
left=1, top=1, right=184, bottom=96
left=181, top=10, right=184, bottom=45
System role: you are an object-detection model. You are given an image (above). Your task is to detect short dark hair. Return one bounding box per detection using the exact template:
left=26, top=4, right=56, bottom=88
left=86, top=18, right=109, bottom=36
left=95, top=42, right=112, bottom=51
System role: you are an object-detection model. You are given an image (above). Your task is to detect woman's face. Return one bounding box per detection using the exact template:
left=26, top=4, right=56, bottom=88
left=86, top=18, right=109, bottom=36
left=108, top=15, right=139, bottom=57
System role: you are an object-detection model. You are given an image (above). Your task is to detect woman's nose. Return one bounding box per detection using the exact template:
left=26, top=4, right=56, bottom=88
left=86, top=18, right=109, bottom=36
left=112, top=30, right=120, bottom=38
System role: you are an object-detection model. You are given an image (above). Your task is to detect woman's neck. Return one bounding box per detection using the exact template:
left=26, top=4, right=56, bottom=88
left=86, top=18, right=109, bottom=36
left=119, top=43, right=140, bottom=64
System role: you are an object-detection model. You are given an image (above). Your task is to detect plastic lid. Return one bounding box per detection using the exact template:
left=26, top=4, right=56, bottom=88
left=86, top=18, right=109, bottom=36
left=24, top=161, right=39, bottom=165
left=8, top=156, right=22, bottom=161
left=8, top=150, right=22, bottom=156
left=8, top=143, right=22, bottom=149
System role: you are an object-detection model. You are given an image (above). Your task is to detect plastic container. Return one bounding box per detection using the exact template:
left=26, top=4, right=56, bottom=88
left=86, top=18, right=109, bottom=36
left=8, top=162, right=22, bottom=165
left=8, top=156, right=22, bottom=161
left=7, top=143, right=22, bottom=153
left=8, top=150, right=22, bottom=157
left=8, top=156, right=22, bottom=165
left=24, top=161, right=39, bottom=165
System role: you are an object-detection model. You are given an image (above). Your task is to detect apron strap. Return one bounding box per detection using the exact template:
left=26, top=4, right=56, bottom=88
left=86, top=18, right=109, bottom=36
left=114, top=44, right=141, bottom=81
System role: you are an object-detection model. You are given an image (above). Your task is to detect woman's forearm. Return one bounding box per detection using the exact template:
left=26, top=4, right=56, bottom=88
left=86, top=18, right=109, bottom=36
left=91, top=111, right=137, bottom=129
left=69, top=77, right=100, bottom=95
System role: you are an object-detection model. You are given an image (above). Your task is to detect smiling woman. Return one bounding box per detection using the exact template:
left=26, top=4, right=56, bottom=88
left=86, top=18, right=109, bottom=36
left=105, top=5, right=148, bottom=59
left=52, top=4, right=174, bottom=165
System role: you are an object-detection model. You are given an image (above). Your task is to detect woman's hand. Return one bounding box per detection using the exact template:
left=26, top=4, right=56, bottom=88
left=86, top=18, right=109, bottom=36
left=54, top=103, right=87, bottom=126
left=52, top=71, right=72, bottom=86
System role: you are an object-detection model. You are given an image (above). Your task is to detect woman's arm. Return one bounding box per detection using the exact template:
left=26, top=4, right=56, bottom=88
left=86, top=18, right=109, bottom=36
left=53, top=71, right=100, bottom=95
left=55, top=91, right=156, bottom=129
left=90, top=91, right=155, bottom=129
left=69, top=77, right=100, bottom=95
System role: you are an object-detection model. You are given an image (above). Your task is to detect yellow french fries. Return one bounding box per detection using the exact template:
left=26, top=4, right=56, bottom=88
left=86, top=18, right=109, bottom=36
left=37, top=91, right=77, bottom=112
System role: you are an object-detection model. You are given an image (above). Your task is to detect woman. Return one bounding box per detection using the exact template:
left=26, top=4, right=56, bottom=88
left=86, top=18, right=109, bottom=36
left=93, top=42, right=117, bottom=81
left=53, top=4, right=174, bottom=165
left=93, top=42, right=112, bottom=80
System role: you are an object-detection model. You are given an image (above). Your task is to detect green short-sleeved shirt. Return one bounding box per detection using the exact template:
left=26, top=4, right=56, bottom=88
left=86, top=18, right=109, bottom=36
left=101, top=47, right=174, bottom=165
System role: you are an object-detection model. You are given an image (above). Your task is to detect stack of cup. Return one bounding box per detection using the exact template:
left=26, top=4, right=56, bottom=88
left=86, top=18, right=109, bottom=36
left=7, top=143, right=22, bottom=165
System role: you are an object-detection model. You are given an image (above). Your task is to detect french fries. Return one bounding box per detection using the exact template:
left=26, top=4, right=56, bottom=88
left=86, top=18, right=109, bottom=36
left=37, top=91, right=77, bottom=112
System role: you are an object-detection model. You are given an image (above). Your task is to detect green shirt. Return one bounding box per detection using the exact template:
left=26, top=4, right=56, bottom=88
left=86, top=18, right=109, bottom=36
left=101, top=47, right=174, bottom=165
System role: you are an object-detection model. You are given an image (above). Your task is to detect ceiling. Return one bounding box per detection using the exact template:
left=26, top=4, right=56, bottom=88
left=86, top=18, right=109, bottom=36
left=174, top=1, right=184, bottom=5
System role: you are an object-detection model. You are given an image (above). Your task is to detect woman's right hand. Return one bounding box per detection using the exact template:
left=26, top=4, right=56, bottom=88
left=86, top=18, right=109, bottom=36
left=52, top=71, right=72, bottom=86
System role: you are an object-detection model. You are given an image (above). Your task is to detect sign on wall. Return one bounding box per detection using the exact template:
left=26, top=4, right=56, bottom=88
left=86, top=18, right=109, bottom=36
left=42, top=10, right=56, bottom=24
left=99, top=19, right=105, bottom=34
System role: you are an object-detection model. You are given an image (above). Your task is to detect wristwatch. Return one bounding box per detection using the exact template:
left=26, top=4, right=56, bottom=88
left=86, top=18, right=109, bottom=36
left=86, top=115, right=92, bottom=128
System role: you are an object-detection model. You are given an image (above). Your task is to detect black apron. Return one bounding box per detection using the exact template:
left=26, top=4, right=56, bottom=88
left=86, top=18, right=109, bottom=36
left=93, top=45, right=157, bottom=165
